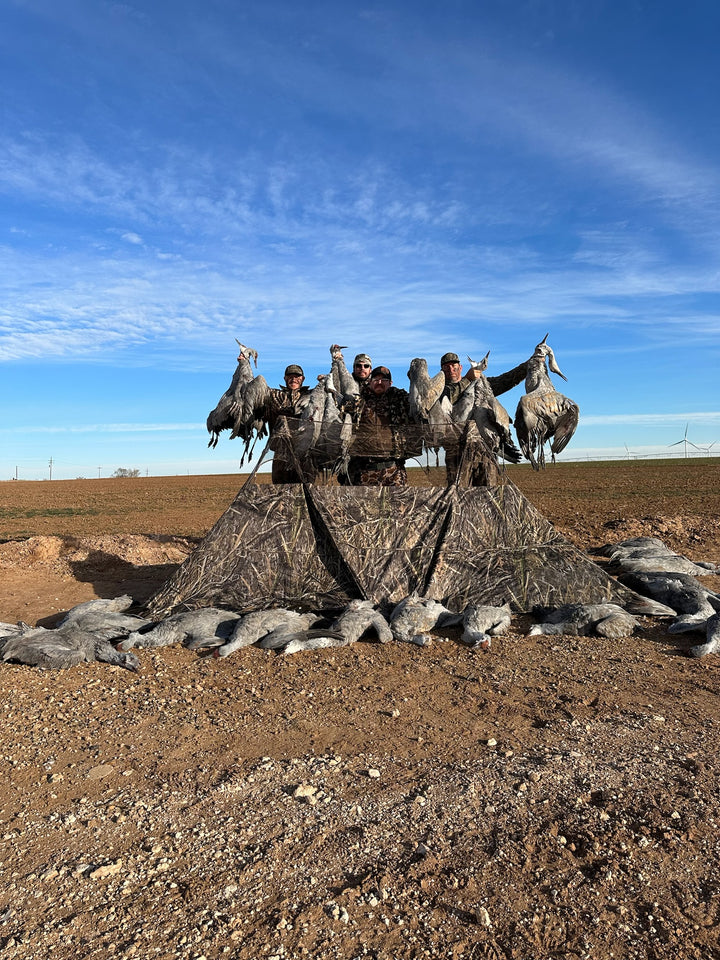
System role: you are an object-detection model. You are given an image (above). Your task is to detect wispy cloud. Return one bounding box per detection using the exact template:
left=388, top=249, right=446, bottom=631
left=582, top=412, right=720, bottom=427
left=0, top=422, right=203, bottom=434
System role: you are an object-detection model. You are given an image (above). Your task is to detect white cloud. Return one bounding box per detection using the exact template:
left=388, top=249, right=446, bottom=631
left=0, top=422, right=203, bottom=434
left=582, top=412, right=720, bottom=426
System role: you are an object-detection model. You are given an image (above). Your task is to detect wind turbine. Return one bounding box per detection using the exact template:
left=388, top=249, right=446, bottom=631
left=669, top=424, right=704, bottom=458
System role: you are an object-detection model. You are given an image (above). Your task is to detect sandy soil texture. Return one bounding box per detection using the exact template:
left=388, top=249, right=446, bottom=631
left=1, top=461, right=719, bottom=959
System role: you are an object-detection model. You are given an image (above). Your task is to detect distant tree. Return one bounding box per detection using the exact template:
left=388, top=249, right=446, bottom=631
left=111, top=468, right=141, bottom=478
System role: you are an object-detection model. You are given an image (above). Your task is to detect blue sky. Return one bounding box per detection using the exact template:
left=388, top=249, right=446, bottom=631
left=2, top=0, right=719, bottom=479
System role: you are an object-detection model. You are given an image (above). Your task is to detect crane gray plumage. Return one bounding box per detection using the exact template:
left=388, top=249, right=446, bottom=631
left=390, top=593, right=463, bottom=646
left=1, top=620, right=140, bottom=671
left=617, top=571, right=720, bottom=633
left=464, top=354, right=522, bottom=464
left=206, top=342, right=259, bottom=448
left=256, top=613, right=324, bottom=649
left=231, top=374, right=271, bottom=446
left=603, top=537, right=718, bottom=576
left=514, top=334, right=579, bottom=469
left=280, top=634, right=351, bottom=655
left=331, top=599, right=393, bottom=644
left=407, top=358, right=447, bottom=421
left=0, top=595, right=146, bottom=669
left=407, top=358, right=452, bottom=453
left=688, top=613, right=720, bottom=658
left=528, top=603, right=639, bottom=639
left=312, top=377, right=352, bottom=471
left=329, top=344, right=360, bottom=401
left=460, top=603, right=512, bottom=649
left=276, top=600, right=394, bottom=654
left=211, top=609, right=313, bottom=658
left=56, top=595, right=150, bottom=640
left=117, top=607, right=244, bottom=651
left=294, top=374, right=333, bottom=461
left=447, top=353, right=487, bottom=429
left=257, top=618, right=351, bottom=655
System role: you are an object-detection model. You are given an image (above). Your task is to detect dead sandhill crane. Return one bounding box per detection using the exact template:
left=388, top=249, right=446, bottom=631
left=514, top=334, right=579, bottom=469
left=206, top=341, right=262, bottom=448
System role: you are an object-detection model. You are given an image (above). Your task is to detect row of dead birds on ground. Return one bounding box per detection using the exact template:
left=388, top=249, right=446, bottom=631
left=1, top=537, right=718, bottom=672
left=0, top=596, right=507, bottom=672
left=206, top=335, right=580, bottom=472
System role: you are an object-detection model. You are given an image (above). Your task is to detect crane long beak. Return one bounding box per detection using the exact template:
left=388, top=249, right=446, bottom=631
left=547, top=349, right=567, bottom=380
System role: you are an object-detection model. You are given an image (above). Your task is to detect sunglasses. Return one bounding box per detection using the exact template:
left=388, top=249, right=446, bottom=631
left=354, top=362, right=372, bottom=368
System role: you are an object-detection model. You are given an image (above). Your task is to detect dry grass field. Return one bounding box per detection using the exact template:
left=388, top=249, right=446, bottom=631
left=1, top=460, right=719, bottom=959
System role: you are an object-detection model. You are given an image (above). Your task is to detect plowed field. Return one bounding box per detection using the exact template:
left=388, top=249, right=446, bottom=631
left=1, top=460, right=719, bottom=960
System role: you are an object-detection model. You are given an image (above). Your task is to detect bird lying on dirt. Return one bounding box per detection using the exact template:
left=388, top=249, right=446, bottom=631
left=56, top=595, right=149, bottom=636
left=390, top=594, right=463, bottom=646
left=211, top=609, right=319, bottom=658
left=528, top=603, right=640, bottom=639
left=617, top=571, right=720, bottom=633
left=117, top=607, right=244, bottom=651
left=460, top=604, right=512, bottom=649
left=259, top=601, right=393, bottom=655
left=1, top=620, right=140, bottom=671
left=1, top=596, right=147, bottom=671
left=687, top=613, right=720, bottom=658
left=256, top=613, right=327, bottom=649
left=602, top=537, right=718, bottom=576
left=280, top=632, right=353, bottom=655
left=331, top=599, right=393, bottom=645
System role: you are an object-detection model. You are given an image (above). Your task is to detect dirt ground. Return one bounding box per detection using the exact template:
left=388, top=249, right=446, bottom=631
left=1, top=461, right=719, bottom=959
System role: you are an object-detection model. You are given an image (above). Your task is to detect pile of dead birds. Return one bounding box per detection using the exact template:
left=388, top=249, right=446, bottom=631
left=1, top=537, right=718, bottom=672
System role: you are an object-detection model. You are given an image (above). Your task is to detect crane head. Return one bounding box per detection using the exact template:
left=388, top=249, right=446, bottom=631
left=546, top=347, right=567, bottom=381
left=467, top=351, right=489, bottom=372
left=235, top=340, right=258, bottom=366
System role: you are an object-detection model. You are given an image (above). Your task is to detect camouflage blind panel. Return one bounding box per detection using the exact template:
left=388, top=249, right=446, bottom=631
left=146, top=479, right=637, bottom=619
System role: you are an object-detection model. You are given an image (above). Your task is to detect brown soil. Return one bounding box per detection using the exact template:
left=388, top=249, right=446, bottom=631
left=1, top=461, right=719, bottom=960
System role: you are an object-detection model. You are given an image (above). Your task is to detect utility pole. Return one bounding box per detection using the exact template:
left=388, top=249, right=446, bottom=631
left=48, top=457, right=53, bottom=480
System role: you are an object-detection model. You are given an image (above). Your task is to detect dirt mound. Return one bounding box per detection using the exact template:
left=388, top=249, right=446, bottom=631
left=0, top=535, right=197, bottom=625
left=600, top=514, right=719, bottom=551
left=0, top=534, right=195, bottom=574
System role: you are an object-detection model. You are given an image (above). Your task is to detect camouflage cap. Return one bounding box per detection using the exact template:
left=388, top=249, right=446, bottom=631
left=440, top=352, right=460, bottom=365
left=370, top=365, right=392, bottom=381
left=284, top=364, right=304, bottom=377
left=353, top=353, right=372, bottom=365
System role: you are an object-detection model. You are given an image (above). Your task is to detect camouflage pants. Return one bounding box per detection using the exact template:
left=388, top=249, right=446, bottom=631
left=348, top=459, right=408, bottom=487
